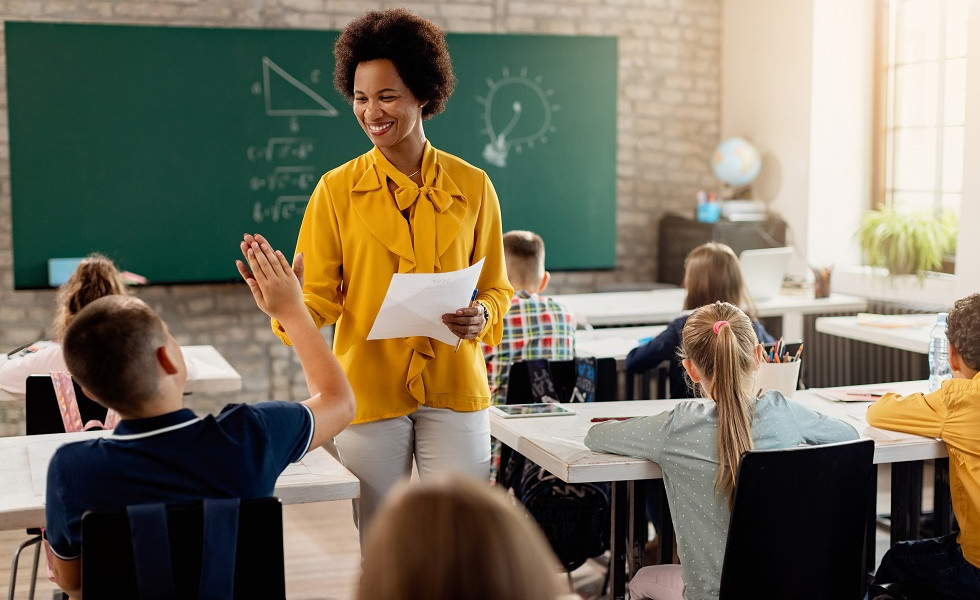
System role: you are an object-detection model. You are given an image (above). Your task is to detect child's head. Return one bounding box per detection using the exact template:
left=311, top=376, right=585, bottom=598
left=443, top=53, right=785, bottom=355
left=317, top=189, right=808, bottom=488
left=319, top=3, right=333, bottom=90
left=947, top=293, right=980, bottom=374
left=680, top=301, right=761, bottom=504
left=682, top=242, right=755, bottom=317
left=357, top=475, right=564, bottom=600
left=62, top=295, right=183, bottom=414
left=54, top=253, right=129, bottom=338
left=503, top=230, right=549, bottom=292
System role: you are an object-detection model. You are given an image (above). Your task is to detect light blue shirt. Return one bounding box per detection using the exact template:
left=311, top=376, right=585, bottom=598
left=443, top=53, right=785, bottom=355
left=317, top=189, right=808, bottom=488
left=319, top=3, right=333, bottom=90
left=584, top=391, right=859, bottom=600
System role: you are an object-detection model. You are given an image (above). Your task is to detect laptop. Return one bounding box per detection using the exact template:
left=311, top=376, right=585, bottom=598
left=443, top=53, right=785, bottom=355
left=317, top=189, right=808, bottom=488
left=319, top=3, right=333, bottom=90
left=739, top=247, right=793, bottom=301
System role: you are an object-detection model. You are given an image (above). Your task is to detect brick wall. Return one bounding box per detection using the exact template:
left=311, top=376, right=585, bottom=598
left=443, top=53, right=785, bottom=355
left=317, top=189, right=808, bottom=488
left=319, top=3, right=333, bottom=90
left=0, top=0, right=720, bottom=428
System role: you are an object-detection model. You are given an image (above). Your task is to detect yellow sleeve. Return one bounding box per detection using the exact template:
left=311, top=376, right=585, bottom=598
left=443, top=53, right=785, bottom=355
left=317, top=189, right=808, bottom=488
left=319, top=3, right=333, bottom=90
left=866, top=388, right=946, bottom=439
left=472, top=172, right=514, bottom=347
left=272, top=177, right=345, bottom=346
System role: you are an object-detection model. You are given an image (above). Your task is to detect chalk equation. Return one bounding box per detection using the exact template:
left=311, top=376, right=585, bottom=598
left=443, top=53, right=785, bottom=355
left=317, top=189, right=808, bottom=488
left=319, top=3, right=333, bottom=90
left=253, top=196, right=308, bottom=223
left=246, top=138, right=315, bottom=162
left=477, top=67, right=560, bottom=168
left=249, top=166, right=320, bottom=192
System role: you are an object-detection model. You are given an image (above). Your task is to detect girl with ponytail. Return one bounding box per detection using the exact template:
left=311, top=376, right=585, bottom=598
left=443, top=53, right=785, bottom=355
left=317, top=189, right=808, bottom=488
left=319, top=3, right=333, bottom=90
left=586, top=301, right=858, bottom=600
left=1, top=254, right=129, bottom=396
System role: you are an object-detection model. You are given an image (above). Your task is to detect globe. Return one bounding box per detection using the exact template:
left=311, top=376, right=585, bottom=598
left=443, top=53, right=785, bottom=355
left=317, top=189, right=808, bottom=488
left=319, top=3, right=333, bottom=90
left=711, top=137, right=762, bottom=188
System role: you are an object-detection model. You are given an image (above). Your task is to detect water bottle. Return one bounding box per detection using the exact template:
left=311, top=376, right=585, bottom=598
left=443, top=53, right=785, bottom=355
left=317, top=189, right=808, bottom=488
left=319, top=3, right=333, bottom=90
left=928, top=312, right=951, bottom=392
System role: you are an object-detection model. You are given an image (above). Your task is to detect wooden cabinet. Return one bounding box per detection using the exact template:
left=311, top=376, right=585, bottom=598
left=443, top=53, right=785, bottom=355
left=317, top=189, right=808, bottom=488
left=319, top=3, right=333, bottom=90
left=657, top=213, right=787, bottom=285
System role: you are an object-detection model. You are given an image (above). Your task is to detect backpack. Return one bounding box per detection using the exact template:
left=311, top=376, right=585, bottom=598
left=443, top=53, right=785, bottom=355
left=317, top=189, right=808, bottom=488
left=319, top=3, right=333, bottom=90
left=514, top=460, right=610, bottom=572
left=503, top=356, right=611, bottom=571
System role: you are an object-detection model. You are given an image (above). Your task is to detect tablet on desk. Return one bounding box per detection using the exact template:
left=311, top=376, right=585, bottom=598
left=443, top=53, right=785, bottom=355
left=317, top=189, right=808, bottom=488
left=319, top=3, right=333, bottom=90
left=814, top=388, right=892, bottom=402
left=490, top=403, right=576, bottom=418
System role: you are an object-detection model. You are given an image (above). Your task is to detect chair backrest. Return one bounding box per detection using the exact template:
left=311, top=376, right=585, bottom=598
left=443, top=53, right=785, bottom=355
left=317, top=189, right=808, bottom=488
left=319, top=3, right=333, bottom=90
left=81, top=497, right=285, bottom=600
left=718, top=438, right=875, bottom=600
left=25, top=374, right=107, bottom=435
left=505, top=357, right=618, bottom=404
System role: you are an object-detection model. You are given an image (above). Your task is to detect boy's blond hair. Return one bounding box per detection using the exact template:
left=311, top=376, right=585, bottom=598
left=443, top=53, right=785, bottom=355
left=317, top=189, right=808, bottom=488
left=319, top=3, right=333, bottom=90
left=502, top=230, right=545, bottom=291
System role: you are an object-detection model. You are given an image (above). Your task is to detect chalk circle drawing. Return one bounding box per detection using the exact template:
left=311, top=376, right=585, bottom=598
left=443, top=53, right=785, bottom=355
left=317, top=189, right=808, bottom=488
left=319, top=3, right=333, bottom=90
left=253, top=196, right=309, bottom=223
left=256, top=57, right=337, bottom=132
left=477, top=67, right=559, bottom=168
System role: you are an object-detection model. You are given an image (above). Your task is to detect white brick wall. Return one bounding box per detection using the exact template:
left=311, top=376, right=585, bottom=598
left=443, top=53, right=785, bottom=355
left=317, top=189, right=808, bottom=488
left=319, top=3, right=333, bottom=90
left=0, top=0, right=721, bottom=423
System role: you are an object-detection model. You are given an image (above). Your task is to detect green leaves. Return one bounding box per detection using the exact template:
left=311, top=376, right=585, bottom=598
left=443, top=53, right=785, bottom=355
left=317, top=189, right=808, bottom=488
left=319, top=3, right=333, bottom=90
left=855, top=205, right=958, bottom=280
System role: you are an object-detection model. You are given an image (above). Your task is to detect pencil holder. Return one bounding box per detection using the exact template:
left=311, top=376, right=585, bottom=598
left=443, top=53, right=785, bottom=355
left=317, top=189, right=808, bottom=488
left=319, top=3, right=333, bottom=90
left=755, top=360, right=801, bottom=398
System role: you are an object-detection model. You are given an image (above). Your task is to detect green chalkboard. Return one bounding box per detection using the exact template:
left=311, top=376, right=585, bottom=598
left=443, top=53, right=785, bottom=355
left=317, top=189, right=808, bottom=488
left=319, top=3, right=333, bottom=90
left=6, top=22, right=616, bottom=288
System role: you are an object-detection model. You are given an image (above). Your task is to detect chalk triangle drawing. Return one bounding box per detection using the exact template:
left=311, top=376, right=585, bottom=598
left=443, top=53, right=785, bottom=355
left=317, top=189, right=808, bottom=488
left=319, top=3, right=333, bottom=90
left=263, top=56, right=338, bottom=117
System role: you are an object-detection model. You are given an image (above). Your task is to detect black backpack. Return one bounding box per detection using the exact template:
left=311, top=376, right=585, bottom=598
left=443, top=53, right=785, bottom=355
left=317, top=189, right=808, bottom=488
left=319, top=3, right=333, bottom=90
left=515, top=462, right=610, bottom=571
left=501, top=356, right=611, bottom=571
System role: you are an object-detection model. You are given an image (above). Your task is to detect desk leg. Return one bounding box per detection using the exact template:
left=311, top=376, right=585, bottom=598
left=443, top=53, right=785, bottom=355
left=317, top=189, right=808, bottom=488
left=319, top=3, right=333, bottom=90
left=864, top=466, right=877, bottom=594
left=627, top=481, right=647, bottom=579
left=783, top=312, right=803, bottom=342
left=933, top=458, right=952, bottom=537
left=890, top=461, right=923, bottom=545
left=610, top=481, right=628, bottom=600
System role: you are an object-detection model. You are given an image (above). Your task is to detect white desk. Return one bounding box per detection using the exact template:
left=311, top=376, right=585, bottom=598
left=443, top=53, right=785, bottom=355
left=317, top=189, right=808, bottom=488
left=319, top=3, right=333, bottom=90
left=0, top=430, right=359, bottom=531
left=574, top=325, right=667, bottom=361
left=491, top=381, right=944, bottom=599
left=552, top=289, right=867, bottom=340
left=815, top=314, right=936, bottom=354
left=490, top=381, right=943, bottom=483
left=182, top=345, right=244, bottom=394
left=0, top=344, right=242, bottom=401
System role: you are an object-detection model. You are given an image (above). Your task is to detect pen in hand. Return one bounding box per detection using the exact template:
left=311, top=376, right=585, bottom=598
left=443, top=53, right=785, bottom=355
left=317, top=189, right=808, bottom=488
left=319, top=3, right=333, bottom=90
left=454, top=288, right=479, bottom=353
left=591, top=417, right=635, bottom=422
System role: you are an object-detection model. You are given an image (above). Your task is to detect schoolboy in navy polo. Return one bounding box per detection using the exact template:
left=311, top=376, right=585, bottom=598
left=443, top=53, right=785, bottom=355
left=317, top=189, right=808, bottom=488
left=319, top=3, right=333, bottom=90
left=44, top=234, right=355, bottom=597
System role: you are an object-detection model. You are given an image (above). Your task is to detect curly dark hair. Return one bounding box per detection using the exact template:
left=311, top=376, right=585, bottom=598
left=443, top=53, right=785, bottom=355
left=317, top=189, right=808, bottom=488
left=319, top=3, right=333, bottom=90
left=333, top=8, right=456, bottom=120
left=947, top=293, right=980, bottom=371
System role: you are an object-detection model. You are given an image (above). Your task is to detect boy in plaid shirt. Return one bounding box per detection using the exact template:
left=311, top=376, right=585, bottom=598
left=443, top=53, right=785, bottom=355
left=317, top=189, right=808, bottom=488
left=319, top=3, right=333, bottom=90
left=481, top=230, right=576, bottom=404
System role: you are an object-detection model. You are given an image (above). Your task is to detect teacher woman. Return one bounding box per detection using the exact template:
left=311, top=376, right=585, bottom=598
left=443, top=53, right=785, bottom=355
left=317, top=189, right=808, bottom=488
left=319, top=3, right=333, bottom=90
left=267, top=8, right=512, bottom=542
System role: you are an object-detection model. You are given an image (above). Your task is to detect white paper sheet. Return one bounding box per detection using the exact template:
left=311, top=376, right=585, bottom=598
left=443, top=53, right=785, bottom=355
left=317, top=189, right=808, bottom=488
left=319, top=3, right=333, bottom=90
left=367, top=258, right=485, bottom=346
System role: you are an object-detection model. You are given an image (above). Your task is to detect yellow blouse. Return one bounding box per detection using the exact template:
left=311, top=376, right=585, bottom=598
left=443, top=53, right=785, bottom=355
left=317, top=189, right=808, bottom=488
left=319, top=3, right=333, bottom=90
left=273, top=142, right=513, bottom=424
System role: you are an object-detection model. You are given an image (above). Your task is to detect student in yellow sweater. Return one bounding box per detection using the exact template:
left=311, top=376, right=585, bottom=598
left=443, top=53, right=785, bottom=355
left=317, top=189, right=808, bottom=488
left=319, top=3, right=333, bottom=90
left=866, top=292, right=980, bottom=600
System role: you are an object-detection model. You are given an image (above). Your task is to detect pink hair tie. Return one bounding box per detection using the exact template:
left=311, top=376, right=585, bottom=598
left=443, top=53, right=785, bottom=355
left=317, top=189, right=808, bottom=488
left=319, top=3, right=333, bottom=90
left=712, top=320, right=730, bottom=335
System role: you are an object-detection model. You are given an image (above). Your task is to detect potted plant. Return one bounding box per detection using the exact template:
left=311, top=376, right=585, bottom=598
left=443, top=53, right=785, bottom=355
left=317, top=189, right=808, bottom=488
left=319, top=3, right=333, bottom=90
left=855, top=205, right=958, bottom=279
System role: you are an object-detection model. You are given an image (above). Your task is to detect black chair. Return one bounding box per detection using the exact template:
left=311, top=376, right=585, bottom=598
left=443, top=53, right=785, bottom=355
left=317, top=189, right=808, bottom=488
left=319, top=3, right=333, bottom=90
left=25, top=374, right=107, bottom=435
left=81, top=497, right=285, bottom=600
left=718, top=438, right=875, bottom=600
left=504, top=357, right=619, bottom=404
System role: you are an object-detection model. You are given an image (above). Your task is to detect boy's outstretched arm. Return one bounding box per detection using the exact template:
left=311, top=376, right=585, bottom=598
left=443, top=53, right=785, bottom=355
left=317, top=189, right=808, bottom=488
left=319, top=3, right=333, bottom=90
left=237, top=233, right=355, bottom=450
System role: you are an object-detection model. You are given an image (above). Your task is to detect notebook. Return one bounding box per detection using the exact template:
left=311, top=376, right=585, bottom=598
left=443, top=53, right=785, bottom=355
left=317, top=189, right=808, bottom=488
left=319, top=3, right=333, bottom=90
left=739, top=247, right=793, bottom=301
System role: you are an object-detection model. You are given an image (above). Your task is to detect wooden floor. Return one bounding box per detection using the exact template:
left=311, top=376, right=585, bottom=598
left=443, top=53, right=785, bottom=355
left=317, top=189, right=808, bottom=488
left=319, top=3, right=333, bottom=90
left=0, top=500, right=362, bottom=600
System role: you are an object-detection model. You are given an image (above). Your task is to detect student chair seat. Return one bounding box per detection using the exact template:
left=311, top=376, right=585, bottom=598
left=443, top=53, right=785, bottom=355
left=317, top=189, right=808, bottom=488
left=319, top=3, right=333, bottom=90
left=81, top=497, right=285, bottom=600
left=718, top=438, right=875, bottom=600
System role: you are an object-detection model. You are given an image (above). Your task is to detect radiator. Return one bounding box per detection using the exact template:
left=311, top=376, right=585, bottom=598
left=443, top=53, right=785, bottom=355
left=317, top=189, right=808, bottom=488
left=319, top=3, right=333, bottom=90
left=802, top=300, right=942, bottom=389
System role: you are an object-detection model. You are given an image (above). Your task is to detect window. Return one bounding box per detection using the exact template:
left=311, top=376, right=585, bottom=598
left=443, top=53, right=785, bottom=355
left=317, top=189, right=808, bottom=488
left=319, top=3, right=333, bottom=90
left=874, top=0, right=967, bottom=215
